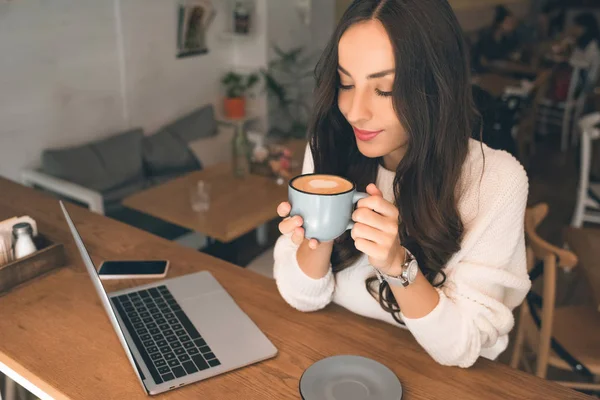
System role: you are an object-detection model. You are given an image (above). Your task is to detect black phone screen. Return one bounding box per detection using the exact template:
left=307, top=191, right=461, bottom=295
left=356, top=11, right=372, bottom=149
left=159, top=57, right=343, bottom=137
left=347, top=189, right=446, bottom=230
left=98, top=260, right=168, bottom=275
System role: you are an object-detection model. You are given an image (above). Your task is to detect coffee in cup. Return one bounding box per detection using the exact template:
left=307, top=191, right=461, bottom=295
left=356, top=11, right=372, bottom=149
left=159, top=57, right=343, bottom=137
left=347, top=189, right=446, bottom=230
left=291, top=174, right=354, bottom=195
left=288, top=174, right=368, bottom=242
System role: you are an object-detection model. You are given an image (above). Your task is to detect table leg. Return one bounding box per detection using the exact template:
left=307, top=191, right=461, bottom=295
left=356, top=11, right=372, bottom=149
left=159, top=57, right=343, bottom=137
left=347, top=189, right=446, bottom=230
left=4, top=377, right=15, bottom=400
left=256, top=224, right=268, bottom=246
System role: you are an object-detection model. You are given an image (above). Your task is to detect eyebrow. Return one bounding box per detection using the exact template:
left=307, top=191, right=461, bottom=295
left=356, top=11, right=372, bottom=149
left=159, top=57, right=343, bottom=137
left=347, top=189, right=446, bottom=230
left=338, top=65, right=395, bottom=79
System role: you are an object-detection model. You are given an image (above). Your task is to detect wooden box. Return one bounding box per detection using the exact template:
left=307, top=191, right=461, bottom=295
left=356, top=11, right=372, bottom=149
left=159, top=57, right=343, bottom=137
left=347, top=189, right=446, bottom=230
left=0, top=235, right=66, bottom=296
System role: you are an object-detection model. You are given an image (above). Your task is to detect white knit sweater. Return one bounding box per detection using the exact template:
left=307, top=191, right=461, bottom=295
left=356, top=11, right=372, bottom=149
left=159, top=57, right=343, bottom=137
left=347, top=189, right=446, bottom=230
left=274, top=139, right=531, bottom=367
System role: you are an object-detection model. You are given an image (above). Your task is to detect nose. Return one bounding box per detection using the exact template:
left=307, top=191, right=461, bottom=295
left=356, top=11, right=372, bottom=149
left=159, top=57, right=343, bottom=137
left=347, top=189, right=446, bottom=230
left=345, top=87, right=372, bottom=125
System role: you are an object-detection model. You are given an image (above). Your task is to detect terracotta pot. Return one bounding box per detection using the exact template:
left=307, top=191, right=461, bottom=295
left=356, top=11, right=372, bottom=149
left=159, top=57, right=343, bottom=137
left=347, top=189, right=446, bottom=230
left=224, top=97, right=246, bottom=119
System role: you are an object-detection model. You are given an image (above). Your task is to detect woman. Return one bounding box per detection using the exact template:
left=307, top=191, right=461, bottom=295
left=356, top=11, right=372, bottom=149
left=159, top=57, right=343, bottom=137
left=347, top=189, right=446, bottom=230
left=539, top=0, right=566, bottom=41
left=471, top=6, right=521, bottom=72
left=545, top=13, right=600, bottom=103
left=273, top=0, right=530, bottom=368
left=570, top=13, right=600, bottom=85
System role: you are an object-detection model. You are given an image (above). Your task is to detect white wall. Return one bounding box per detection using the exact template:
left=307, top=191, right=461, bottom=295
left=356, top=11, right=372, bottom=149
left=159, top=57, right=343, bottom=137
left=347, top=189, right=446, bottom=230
left=263, top=0, right=335, bottom=135
left=266, top=0, right=334, bottom=71
left=230, top=0, right=270, bottom=132
left=0, top=0, right=231, bottom=182
left=120, top=0, right=230, bottom=133
left=311, top=0, right=336, bottom=53
left=0, top=0, right=125, bottom=182
left=0, top=0, right=335, bottom=182
left=226, top=0, right=335, bottom=135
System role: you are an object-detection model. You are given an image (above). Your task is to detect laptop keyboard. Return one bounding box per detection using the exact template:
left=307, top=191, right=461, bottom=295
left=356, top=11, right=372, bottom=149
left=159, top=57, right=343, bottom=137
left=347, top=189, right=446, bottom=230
left=111, top=285, right=221, bottom=384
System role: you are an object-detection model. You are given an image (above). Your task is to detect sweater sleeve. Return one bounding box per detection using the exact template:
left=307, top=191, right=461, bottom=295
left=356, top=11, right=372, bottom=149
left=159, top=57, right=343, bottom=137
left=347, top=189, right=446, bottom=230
left=273, top=144, right=336, bottom=312
left=401, top=154, right=531, bottom=368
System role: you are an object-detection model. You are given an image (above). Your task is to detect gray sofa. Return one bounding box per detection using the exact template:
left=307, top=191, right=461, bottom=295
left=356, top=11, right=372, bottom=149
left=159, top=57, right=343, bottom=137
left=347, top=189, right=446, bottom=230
left=21, top=104, right=225, bottom=241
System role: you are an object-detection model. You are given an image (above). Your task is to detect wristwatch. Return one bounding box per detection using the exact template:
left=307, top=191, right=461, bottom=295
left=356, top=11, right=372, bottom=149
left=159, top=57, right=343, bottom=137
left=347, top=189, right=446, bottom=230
left=374, top=247, right=419, bottom=287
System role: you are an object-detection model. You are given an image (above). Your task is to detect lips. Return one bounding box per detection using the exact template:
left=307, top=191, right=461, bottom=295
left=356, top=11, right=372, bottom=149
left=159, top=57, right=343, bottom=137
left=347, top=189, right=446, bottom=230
left=353, top=126, right=382, bottom=141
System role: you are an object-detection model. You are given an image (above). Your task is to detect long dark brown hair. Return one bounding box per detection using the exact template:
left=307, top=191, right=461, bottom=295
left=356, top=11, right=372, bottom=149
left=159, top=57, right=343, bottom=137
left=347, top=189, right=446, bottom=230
left=308, top=0, right=475, bottom=323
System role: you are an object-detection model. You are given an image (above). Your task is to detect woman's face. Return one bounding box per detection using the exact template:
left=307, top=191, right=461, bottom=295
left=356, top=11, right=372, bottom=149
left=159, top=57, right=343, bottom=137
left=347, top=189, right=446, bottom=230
left=500, top=15, right=517, bottom=34
left=337, top=20, right=408, bottom=168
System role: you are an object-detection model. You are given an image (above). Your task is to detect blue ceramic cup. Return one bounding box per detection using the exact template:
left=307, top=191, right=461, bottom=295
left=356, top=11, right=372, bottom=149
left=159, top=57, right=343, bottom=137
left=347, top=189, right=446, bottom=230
left=288, top=174, right=368, bottom=242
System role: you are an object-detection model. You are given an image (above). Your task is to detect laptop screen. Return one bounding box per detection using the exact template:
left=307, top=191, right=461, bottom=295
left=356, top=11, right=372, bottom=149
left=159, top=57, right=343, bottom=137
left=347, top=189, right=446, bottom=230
left=59, top=201, right=147, bottom=390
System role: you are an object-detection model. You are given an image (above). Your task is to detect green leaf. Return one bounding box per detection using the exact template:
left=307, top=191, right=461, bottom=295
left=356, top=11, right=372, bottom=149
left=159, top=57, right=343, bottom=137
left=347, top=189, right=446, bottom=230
left=221, top=70, right=261, bottom=98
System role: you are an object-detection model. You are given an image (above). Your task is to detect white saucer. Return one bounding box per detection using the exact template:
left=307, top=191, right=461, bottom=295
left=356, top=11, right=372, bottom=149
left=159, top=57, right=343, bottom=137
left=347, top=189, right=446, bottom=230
left=299, top=355, right=402, bottom=400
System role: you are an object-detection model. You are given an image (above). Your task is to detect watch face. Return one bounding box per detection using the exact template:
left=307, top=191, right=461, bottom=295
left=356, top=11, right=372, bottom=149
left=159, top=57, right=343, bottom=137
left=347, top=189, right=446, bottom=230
left=407, top=260, right=418, bottom=282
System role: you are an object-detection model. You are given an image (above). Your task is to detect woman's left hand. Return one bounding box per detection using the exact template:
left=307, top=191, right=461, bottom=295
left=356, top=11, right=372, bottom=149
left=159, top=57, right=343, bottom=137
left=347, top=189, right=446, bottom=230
left=351, top=184, right=405, bottom=275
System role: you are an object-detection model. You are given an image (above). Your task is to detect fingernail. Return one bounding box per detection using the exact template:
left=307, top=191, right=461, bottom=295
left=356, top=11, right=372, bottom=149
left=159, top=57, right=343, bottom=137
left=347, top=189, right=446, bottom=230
left=296, top=218, right=302, bottom=226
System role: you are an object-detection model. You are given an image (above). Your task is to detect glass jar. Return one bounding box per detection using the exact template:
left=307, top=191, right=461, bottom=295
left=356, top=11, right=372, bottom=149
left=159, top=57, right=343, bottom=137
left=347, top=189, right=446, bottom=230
left=190, top=180, right=211, bottom=212
left=12, top=222, right=37, bottom=259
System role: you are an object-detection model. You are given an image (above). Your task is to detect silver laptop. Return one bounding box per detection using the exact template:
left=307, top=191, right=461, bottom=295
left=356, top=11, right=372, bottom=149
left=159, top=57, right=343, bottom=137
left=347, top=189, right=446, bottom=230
left=60, top=201, right=277, bottom=395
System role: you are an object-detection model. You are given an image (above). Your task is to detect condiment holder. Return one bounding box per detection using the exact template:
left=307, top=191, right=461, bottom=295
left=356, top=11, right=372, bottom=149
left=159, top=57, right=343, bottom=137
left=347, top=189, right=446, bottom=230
left=0, top=216, right=39, bottom=267
left=0, top=216, right=66, bottom=296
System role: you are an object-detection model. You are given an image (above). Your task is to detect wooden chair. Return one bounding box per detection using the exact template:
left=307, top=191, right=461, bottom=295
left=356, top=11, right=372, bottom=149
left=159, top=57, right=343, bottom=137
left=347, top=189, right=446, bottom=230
left=572, top=112, right=600, bottom=228
left=511, top=203, right=600, bottom=391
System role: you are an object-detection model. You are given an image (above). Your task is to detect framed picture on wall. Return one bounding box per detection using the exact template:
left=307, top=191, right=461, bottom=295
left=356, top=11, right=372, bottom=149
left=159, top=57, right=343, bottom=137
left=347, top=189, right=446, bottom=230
left=177, top=0, right=215, bottom=58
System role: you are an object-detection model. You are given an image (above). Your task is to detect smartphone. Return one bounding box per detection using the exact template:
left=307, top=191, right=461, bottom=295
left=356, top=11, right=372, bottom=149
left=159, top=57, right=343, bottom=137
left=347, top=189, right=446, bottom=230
left=97, top=260, right=169, bottom=280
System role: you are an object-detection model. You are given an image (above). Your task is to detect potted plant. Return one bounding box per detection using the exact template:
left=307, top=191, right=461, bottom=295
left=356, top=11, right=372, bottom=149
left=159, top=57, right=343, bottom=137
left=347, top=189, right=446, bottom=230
left=221, top=71, right=260, bottom=119
left=260, top=45, right=316, bottom=138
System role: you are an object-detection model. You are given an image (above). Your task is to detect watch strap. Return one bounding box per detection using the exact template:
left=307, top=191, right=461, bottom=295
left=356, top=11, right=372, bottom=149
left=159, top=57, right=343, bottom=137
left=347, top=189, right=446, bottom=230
left=374, top=247, right=416, bottom=287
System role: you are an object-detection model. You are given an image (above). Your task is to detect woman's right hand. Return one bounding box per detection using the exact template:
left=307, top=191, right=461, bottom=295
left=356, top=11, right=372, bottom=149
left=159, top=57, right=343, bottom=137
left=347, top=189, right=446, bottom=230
left=277, top=202, right=320, bottom=249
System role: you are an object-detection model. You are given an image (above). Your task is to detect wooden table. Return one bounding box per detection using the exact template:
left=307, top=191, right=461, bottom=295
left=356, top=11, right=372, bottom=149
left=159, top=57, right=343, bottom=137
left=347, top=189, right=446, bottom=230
left=124, top=139, right=306, bottom=246
left=0, top=178, right=592, bottom=399
left=566, top=227, right=600, bottom=312
left=487, top=60, right=540, bottom=78
left=123, top=163, right=288, bottom=245
left=472, top=73, right=523, bottom=98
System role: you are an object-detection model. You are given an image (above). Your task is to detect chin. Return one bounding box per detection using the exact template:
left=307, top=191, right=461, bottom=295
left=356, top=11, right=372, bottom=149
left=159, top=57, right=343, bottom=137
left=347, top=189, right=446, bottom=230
left=355, top=140, right=388, bottom=159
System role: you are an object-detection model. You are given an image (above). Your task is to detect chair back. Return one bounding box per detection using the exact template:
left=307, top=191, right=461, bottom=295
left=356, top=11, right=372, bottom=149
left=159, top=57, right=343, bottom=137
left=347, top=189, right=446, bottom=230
left=572, top=113, right=600, bottom=227
left=514, top=204, right=578, bottom=378
left=525, top=204, right=579, bottom=270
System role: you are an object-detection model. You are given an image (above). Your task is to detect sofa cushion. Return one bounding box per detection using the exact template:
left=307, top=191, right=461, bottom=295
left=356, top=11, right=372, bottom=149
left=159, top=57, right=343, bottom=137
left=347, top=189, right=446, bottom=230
left=142, top=129, right=201, bottom=178
left=160, top=104, right=217, bottom=143
left=188, top=125, right=235, bottom=168
left=42, top=128, right=145, bottom=192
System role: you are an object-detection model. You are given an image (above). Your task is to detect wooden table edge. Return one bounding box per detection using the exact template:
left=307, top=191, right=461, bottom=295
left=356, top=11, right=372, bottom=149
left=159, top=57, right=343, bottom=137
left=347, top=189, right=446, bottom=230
left=0, top=349, right=71, bottom=400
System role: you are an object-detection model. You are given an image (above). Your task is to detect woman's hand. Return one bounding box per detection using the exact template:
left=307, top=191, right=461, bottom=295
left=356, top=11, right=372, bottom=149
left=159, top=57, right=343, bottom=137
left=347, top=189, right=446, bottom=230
left=277, top=202, right=321, bottom=249
left=351, top=184, right=405, bottom=275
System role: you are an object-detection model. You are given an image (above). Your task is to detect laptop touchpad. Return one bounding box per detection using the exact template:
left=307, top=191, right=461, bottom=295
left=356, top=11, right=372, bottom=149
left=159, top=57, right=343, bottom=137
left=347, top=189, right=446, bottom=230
left=166, top=271, right=224, bottom=300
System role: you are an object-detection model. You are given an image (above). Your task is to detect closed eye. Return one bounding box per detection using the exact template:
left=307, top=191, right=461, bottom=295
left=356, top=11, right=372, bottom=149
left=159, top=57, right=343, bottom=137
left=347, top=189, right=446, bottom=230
left=338, top=83, right=392, bottom=96
left=375, top=88, right=392, bottom=97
